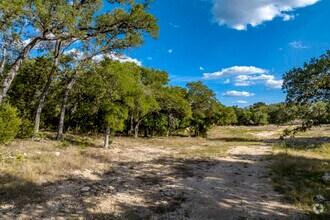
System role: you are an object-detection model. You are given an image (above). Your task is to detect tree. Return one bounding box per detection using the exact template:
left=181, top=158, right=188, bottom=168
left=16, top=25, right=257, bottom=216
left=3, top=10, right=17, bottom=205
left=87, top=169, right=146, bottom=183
left=96, top=59, right=141, bottom=148
left=34, top=40, right=63, bottom=134
left=283, top=51, right=330, bottom=104
left=216, top=105, right=237, bottom=126
left=282, top=51, right=330, bottom=136
left=160, top=86, right=192, bottom=136
left=250, top=103, right=268, bottom=125
left=53, top=1, right=159, bottom=140
left=0, top=0, right=159, bottom=105
left=186, top=81, right=219, bottom=137
left=7, top=57, right=52, bottom=136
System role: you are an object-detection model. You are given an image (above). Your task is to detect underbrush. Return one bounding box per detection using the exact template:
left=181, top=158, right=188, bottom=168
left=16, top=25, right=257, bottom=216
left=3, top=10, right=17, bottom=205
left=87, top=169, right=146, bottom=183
left=270, top=141, right=330, bottom=218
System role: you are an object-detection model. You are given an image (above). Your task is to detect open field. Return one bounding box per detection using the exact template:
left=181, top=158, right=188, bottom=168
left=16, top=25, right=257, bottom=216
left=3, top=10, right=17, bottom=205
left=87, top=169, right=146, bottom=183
left=0, top=125, right=329, bottom=219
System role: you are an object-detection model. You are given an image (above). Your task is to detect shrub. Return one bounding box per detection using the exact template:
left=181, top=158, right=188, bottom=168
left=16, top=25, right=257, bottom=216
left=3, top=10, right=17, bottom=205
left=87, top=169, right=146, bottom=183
left=0, top=104, right=22, bottom=143
left=17, top=119, right=34, bottom=138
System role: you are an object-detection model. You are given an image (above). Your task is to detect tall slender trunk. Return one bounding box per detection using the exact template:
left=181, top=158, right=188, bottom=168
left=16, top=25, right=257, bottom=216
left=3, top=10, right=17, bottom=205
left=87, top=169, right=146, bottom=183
left=129, top=115, right=134, bottom=135
left=166, top=114, right=172, bottom=137
left=104, top=124, right=110, bottom=149
left=56, top=71, right=78, bottom=140
left=134, top=122, right=139, bottom=138
left=0, top=37, right=41, bottom=105
left=34, top=41, right=62, bottom=134
left=0, top=47, right=7, bottom=75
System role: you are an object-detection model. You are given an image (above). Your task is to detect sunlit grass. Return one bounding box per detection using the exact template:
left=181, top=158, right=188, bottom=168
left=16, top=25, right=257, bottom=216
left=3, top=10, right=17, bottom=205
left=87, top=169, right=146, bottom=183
left=270, top=141, right=330, bottom=217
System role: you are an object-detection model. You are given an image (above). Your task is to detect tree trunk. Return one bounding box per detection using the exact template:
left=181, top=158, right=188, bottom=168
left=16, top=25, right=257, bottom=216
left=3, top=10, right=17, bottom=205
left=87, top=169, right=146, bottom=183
left=134, top=122, right=139, bottom=138
left=0, top=37, right=41, bottom=105
left=104, top=124, right=110, bottom=149
left=56, top=71, right=78, bottom=140
left=34, top=41, right=62, bottom=134
left=129, top=115, right=134, bottom=135
left=166, top=114, right=171, bottom=137
left=0, top=47, right=7, bottom=75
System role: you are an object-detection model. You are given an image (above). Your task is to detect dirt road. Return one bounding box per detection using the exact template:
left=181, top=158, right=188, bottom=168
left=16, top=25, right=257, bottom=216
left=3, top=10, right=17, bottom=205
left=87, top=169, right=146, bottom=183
left=1, top=131, right=303, bottom=219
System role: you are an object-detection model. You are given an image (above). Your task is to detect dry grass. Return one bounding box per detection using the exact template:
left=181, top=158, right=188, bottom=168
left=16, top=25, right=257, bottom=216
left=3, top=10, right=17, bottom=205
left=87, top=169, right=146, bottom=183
left=1, top=125, right=329, bottom=218
left=269, top=126, right=330, bottom=217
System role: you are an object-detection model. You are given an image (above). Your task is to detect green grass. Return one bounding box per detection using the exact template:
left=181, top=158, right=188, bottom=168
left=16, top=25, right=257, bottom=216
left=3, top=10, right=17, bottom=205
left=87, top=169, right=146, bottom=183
left=270, top=141, right=330, bottom=217
left=177, top=144, right=229, bottom=158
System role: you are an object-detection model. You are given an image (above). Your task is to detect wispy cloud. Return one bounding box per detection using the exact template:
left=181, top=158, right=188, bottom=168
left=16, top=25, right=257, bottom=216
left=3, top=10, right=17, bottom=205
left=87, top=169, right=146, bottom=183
left=289, top=41, right=308, bottom=49
left=222, top=90, right=255, bottom=97
left=235, top=100, right=248, bottom=104
left=234, top=74, right=283, bottom=89
left=92, top=52, right=142, bottom=66
left=204, top=66, right=268, bottom=79
left=168, top=49, right=173, bottom=54
left=199, top=66, right=204, bottom=71
left=211, top=0, right=319, bottom=30
left=265, top=79, right=283, bottom=89
left=169, top=23, right=180, bottom=28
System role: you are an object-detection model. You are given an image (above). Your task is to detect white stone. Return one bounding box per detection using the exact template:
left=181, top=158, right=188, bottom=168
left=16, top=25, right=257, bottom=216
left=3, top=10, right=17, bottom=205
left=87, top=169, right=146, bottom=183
left=81, top=186, right=91, bottom=192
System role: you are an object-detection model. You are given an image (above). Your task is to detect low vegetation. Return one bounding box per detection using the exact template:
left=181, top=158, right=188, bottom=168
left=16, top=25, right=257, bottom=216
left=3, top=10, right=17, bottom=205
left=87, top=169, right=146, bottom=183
left=1, top=126, right=329, bottom=218
left=269, top=127, right=330, bottom=217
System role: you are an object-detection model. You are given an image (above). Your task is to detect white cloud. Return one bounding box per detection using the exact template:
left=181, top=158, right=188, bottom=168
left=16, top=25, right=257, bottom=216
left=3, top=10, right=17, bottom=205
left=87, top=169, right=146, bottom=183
left=199, top=66, right=204, bottom=71
left=22, top=38, right=31, bottom=46
left=265, top=79, right=283, bottom=89
left=168, top=49, right=173, bottom=54
left=289, top=41, right=308, bottom=48
left=64, top=48, right=84, bottom=60
left=94, top=53, right=142, bottom=66
left=204, top=66, right=268, bottom=79
left=222, top=90, right=255, bottom=97
left=147, top=57, right=153, bottom=60
left=224, top=79, right=230, bottom=84
left=85, top=52, right=142, bottom=66
left=169, top=23, right=180, bottom=28
left=211, top=0, right=319, bottom=30
left=235, top=100, right=248, bottom=104
left=234, top=74, right=283, bottom=89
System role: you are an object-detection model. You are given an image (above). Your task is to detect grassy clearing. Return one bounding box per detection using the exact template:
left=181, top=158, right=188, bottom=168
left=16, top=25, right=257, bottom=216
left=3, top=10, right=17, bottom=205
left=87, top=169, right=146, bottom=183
left=269, top=126, right=330, bottom=217
left=1, top=125, right=329, bottom=218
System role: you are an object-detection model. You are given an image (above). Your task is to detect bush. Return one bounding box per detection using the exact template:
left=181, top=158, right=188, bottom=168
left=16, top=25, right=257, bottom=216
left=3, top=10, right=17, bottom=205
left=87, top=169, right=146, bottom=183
left=17, top=118, right=34, bottom=138
left=0, top=104, right=22, bottom=143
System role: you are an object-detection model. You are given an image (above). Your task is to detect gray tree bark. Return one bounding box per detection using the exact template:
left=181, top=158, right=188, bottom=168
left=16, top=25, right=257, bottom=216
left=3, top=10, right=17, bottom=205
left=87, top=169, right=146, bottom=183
left=0, top=37, right=41, bottom=106
left=34, top=41, right=62, bottom=134
left=104, top=124, right=111, bottom=149
left=0, top=47, right=7, bottom=75
left=56, top=71, right=78, bottom=140
left=134, top=122, right=139, bottom=138
left=0, top=37, right=41, bottom=105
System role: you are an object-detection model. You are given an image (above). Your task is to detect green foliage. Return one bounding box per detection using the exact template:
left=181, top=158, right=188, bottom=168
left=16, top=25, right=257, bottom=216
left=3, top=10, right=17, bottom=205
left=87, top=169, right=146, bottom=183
left=34, top=132, right=46, bottom=140
left=250, top=103, right=269, bottom=125
left=17, top=119, right=34, bottom=138
left=216, top=106, right=237, bottom=126
left=267, top=103, right=293, bottom=125
left=283, top=51, right=330, bottom=104
left=187, top=81, right=219, bottom=137
left=60, top=139, right=71, bottom=149
left=282, top=51, right=330, bottom=136
left=0, top=104, right=21, bottom=143
left=16, top=154, right=23, bottom=161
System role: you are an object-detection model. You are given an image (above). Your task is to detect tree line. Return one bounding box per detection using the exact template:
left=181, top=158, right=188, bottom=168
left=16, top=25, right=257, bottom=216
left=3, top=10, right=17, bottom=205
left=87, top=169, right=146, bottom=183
left=1, top=52, right=328, bottom=147
left=0, top=1, right=329, bottom=147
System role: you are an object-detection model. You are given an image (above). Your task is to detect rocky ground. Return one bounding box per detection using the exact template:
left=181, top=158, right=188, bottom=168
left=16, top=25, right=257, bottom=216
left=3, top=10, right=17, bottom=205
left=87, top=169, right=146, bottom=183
left=0, top=127, right=306, bottom=219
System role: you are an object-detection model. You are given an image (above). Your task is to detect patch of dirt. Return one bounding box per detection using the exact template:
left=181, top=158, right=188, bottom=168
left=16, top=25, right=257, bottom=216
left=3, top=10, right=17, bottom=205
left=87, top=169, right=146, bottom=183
left=0, top=139, right=304, bottom=219
left=251, top=131, right=277, bottom=138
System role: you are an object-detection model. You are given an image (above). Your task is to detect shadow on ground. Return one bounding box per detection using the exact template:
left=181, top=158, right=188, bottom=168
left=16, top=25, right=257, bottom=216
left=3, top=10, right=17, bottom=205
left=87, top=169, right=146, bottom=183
left=0, top=146, right=317, bottom=219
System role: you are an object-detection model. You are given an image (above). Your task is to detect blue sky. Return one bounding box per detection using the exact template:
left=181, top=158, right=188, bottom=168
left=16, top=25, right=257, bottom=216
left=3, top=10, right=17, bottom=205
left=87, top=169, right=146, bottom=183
left=116, top=0, right=330, bottom=107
